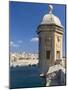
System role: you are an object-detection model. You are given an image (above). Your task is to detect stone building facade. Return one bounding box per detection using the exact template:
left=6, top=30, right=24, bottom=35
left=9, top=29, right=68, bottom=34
left=37, top=5, right=63, bottom=75
left=10, top=52, right=38, bottom=67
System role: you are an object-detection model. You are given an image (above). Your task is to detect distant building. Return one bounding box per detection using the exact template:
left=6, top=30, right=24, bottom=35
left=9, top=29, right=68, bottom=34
left=10, top=52, right=38, bottom=67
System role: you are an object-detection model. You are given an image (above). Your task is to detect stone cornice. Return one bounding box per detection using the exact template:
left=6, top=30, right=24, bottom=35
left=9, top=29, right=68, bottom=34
left=37, top=24, right=63, bottom=35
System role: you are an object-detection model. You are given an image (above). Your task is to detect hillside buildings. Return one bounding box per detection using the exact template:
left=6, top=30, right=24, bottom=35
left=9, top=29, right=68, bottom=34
left=10, top=52, right=38, bottom=67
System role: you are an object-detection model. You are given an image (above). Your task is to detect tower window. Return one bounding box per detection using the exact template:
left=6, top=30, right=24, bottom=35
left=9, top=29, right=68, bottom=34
left=46, top=51, right=50, bottom=59
left=56, top=51, right=60, bottom=59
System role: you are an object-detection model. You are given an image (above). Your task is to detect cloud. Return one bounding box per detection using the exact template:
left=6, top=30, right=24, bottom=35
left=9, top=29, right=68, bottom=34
left=12, top=44, right=19, bottom=47
left=10, top=41, right=20, bottom=47
left=10, top=41, right=13, bottom=45
left=30, top=37, right=39, bottom=42
left=18, top=40, right=23, bottom=43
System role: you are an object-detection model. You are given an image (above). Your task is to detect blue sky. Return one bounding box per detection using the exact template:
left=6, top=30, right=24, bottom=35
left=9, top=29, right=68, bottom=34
left=9, top=1, right=66, bottom=56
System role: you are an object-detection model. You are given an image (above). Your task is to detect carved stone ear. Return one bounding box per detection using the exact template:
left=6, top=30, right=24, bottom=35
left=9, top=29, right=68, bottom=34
left=45, top=37, right=51, bottom=41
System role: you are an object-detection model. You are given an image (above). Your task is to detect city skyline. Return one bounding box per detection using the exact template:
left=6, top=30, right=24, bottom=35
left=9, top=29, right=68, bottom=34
left=9, top=1, right=66, bottom=56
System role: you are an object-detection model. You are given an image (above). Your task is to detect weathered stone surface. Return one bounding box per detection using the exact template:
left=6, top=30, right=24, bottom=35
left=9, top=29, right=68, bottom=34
left=37, top=5, right=65, bottom=86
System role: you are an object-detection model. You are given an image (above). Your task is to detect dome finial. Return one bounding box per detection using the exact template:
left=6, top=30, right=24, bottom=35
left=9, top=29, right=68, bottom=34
left=48, top=5, right=53, bottom=14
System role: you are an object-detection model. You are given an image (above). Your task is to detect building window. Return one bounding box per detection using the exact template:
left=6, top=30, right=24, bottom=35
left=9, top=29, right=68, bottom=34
left=46, top=51, right=50, bottom=59
left=56, top=51, right=60, bottom=59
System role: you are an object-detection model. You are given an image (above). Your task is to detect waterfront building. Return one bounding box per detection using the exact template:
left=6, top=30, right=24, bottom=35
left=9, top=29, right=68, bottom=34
left=10, top=52, right=38, bottom=67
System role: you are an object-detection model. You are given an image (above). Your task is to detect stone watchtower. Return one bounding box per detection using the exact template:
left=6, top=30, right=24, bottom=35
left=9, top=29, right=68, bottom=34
left=37, top=5, right=63, bottom=75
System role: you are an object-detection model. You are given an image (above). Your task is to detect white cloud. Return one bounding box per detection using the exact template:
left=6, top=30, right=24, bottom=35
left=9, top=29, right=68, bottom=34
left=18, top=40, right=23, bottom=43
left=10, top=41, right=13, bottom=45
left=10, top=41, right=20, bottom=47
left=30, top=37, right=39, bottom=42
left=12, top=44, right=19, bottom=47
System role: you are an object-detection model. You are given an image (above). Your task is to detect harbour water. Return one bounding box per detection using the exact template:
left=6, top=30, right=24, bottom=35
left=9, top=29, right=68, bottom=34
left=10, top=65, right=44, bottom=89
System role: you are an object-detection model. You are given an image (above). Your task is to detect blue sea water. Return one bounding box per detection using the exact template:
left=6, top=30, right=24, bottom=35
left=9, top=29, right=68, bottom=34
left=10, top=65, right=45, bottom=89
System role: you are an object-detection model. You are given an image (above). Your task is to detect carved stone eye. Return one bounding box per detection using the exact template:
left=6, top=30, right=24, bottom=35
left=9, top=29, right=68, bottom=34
left=57, top=36, right=60, bottom=42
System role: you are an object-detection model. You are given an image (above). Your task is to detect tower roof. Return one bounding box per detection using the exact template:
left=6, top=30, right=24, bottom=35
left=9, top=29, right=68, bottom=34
left=41, top=5, right=63, bottom=28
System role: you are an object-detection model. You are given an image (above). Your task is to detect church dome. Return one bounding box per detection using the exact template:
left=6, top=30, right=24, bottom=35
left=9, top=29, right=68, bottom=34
left=41, top=5, right=63, bottom=27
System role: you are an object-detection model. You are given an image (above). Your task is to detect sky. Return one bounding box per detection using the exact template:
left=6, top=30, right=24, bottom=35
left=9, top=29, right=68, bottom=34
left=9, top=1, right=66, bottom=56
